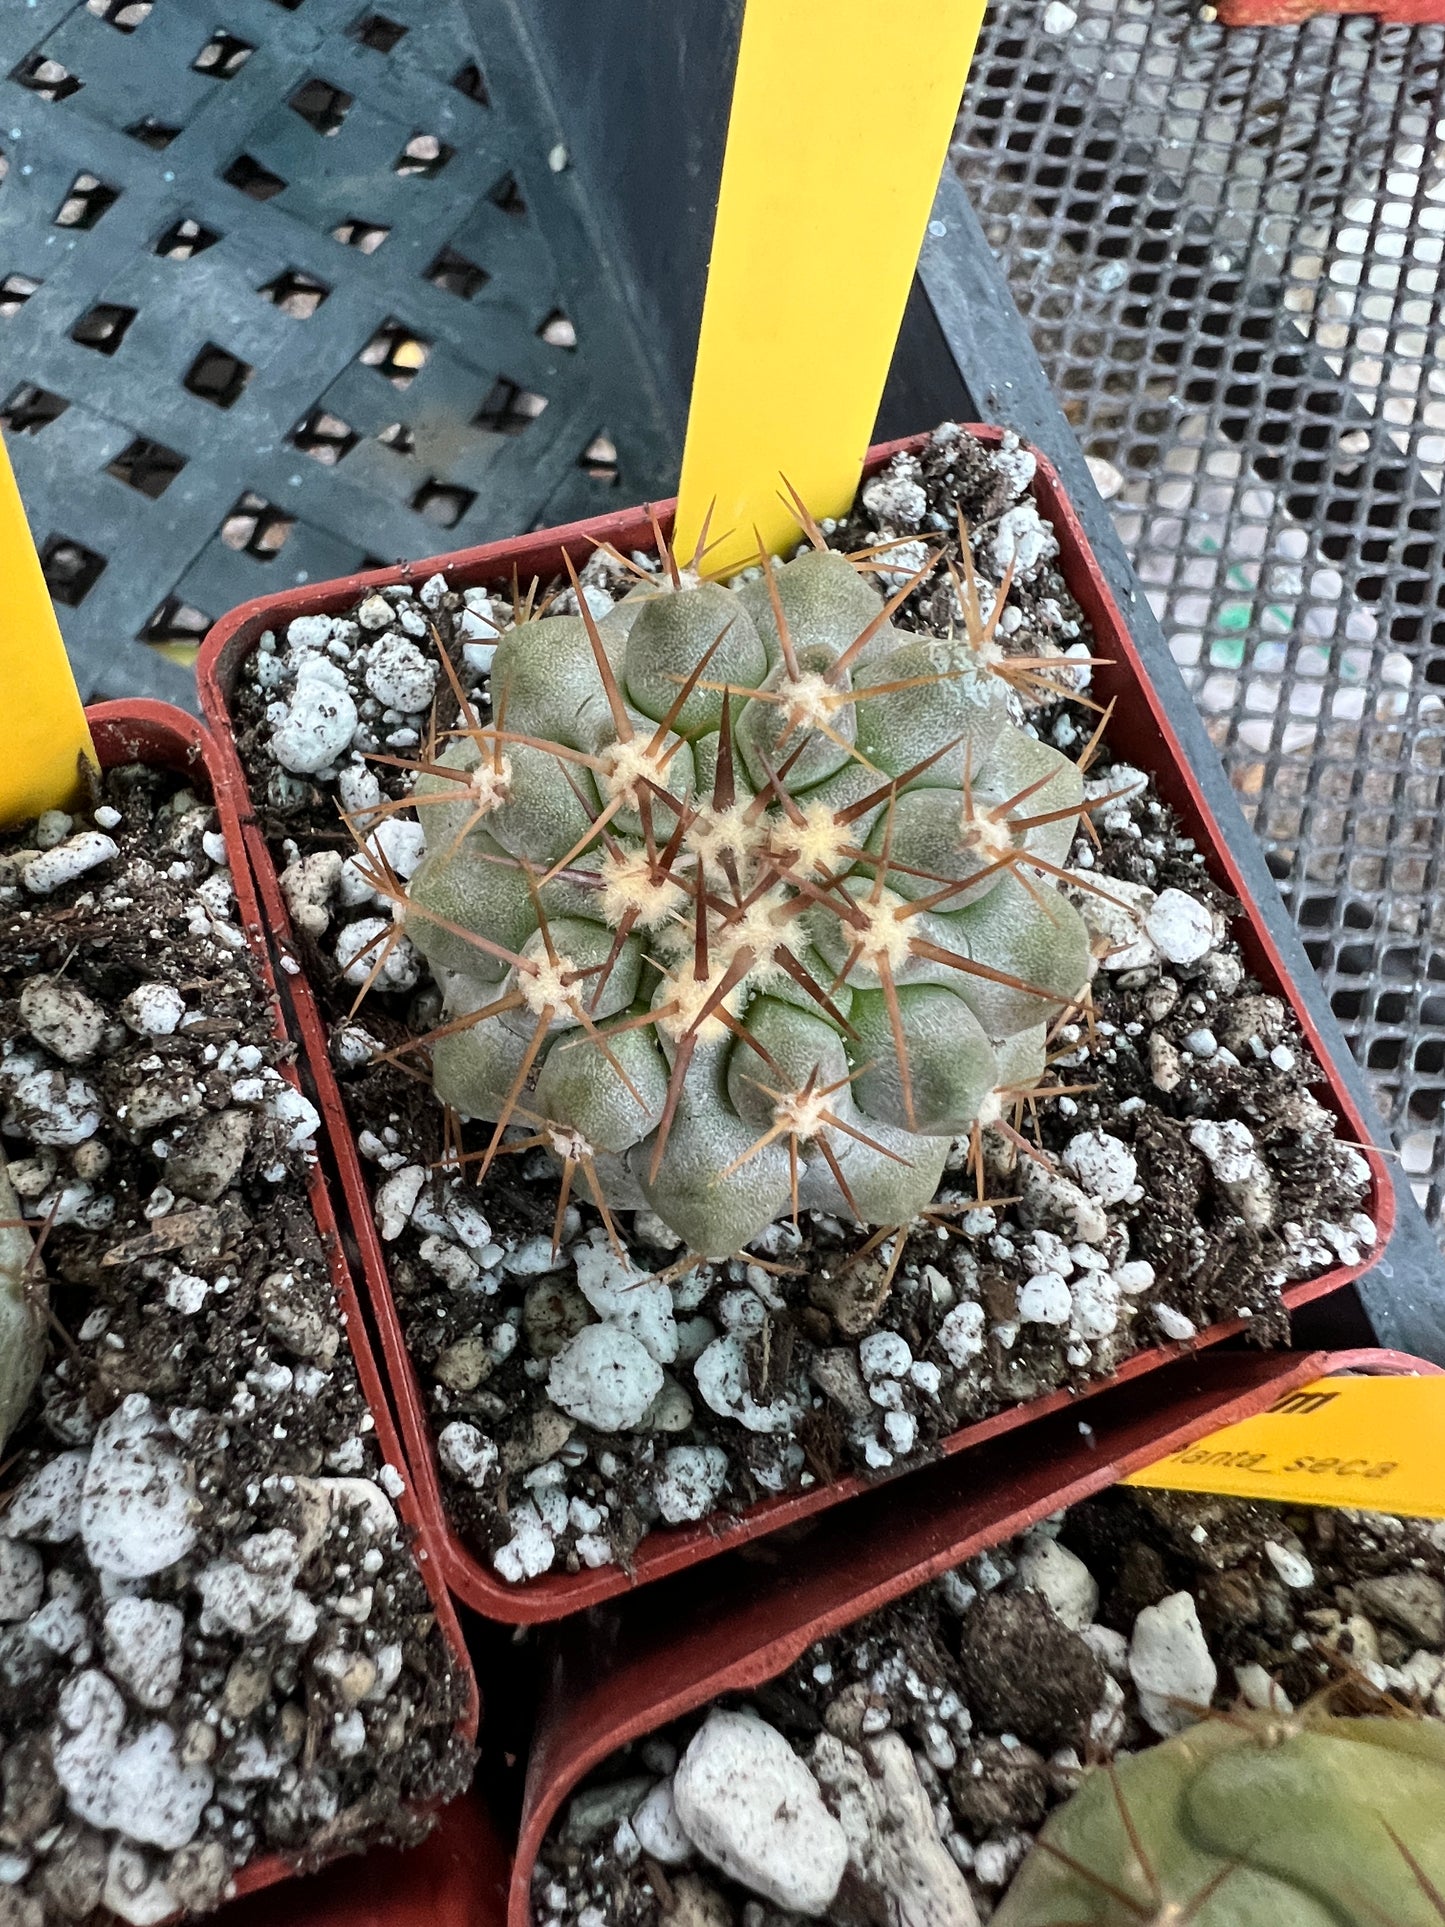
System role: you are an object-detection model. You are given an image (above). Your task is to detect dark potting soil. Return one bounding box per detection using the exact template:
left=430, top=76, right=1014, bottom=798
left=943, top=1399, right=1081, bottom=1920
left=0, top=764, right=472, bottom=1925
left=227, top=425, right=1378, bottom=1590
left=531, top=1490, right=1445, bottom=1925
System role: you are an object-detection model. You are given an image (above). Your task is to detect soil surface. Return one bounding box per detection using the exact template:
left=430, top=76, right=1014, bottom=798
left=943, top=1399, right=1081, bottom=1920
left=0, top=764, right=472, bottom=1925
left=531, top=1489, right=1445, bottom=1924
left=230, top=426, right=1378, bottom=1590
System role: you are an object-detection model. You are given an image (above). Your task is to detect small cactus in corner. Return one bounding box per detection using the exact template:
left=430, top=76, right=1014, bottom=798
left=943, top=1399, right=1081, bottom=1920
left=0, top=1150, right=43, bottom=1453
left=363, top=509, right=1104, bottom=1260
left=993, top=1702, right=1445, bottom=1926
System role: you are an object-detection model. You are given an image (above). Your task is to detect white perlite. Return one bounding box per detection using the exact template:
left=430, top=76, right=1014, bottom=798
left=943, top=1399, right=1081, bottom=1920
left=4, top=1450, right=87, bottom=1540
left=53, top=1670, right=212, bottom=1851
left=1016, top=1533, right=1098, bottom=1629
left=1060, top=1131, right=1137, bottom=1205
left=437, top=1420, right=499, bottom=1488
left=270, top=658, right=357, bottom=774
left=0, top=1536, right=44, bottom=1618
left=672, top=1710, right=848, bottom=1916
left=547, top=1324, right=664, bottom=1431
left=80, top=1396, right=198, bottom=1578
left=812, top=1729, right=980, bottom=1927
left=23, top=832, right=118, bottom=895
left=631, top=1780, right=693, bottom=1866
left=574, top=1236, right=678, bottom=1365
left=1188, top=1118, right=1275, bottom=1230
left=1144, top=889, right=1215, bottom=966
left=19, top=978, right=105, bottom=1064
left=654, top=1445, right=729, bottom=1524
left=693, top=1333, right=796, bottom=1434
left=121, top=983, right=187, bottom=1036
left=102, top=1598, right=185, bottom=1709
left=1128, top=1590, right=1217, bottom=1736
left=365, top=633, right=438, bottom=713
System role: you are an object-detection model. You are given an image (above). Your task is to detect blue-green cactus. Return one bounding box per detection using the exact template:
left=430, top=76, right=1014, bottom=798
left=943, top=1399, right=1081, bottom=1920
left=377, top=528, right=1096, bottom=1259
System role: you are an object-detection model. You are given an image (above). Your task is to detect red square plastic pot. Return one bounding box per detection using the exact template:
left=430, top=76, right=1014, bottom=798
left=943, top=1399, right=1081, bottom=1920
left=83, top=701, right=479, bottom=1906
left=196, top=430, right=1394, bottom=1624
left=507, top=1346, right=1438, bottom=1927
left=1217, top=1, right=1445, bottom=22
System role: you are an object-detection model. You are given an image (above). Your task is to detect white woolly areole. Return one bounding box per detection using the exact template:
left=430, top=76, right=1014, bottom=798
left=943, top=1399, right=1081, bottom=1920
left=519, top=952, right=584, bottom=1020
left=770, top=799, right=852, bottom=879
left=598, top=733, right=676, bottom=809
left=467, top=748, right=513, bottom=813
left=779, top=668, right=841, bottom=736
left=598, top=848, right=686, bottom=930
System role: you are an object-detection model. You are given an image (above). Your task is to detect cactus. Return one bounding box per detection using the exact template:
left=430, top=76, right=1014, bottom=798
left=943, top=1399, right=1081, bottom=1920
left=993, top=1704, right=1445, bottom=1926
left=0, top=1150, right=44, bottom=1452
left=362, top=514, right=1109, bottom=1260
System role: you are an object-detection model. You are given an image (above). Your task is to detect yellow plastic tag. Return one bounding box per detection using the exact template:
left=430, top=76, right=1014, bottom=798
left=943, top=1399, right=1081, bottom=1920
left=0, top=431, right=96, bottom=824
left=1126, top=1375, right=1445, bottom=1520
left=674, top=0, right=987, bottom=577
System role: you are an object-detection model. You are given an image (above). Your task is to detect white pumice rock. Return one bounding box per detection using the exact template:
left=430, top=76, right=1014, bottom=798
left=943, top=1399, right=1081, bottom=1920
left=1061, top=1131, right=1137, bottom=1205
left=632, top=1780, right=693, bottom=1866
left=654, top=1444, right=729, bottom=1523
left=195, top=1529, right=301, bottom=1635
left=23, top=832, right=119, bottom=895
left=989, top=501, right=1058, bottom=583
left=53, top=1670, right=212, bottom=1851
left=35, top=808, right=73, bottom=848
left=19, top=978, right=106, bottom=1064
left=1017, top=1272, right=1071, bottom=1325
left=1264, top=1541, right=1314, bottom=1590
left=693, top=1333, right=796, bottom=1434
left=287, top=614, right=335, bottom=652
left=103, top=1598, right=184, bottom=1709
left=437, top=1421, right=499, bottom=1489
left=1153, top=1303, right=1197, bottom=1342
left=270, top=658, right=358, bottom=774
left=367, top=816, right=427, bottom=882
left=1188, top=1118, right=1276, bottom=1230
left=1070, top=1272, right=1122, bottom=1339
left=1145, top=889, right=1217, bottom=966
left=4, top=1450, right=88, bottom=1540
left=81, top=1397, right=197, bottom=1578
left=1129, top=1591, right=1217, bottom=1735
left=1018, top=1162, right=1108, bottom=1245
left=335, top=917, right=419, bottom=990
left=574, top=1235, right=678, bottom=1365
left=673, top=1710, right=848, bottom=1915
left=548, top=1324, right=665, bottom=1431
left=491, top=1502, right=555, bottom=1583
left=120, top=984, right=187, bottom=1036
left=1016, top=1533, right=1099, bottom=1629
left=374, top=1163, right=426, bottom=1240
left=5, top=1067, right=102, bottom=1145
left=937, top=1301, right=986, bottom=1365
left=811, top=1728, right=980, bottom=1927
left=0, top=1536, right=45, bottom=1618
left=365, top=633, right=438, bottom=713
left=279, top=849, right=343, bottom=937
left=1082, top=1622, right=1131, bottom=1679
left=1235, top=1662, right=1293, bottom=1713
left=1113, top=1259, right=1156, bottom=1296
left=859, top=1331, right=912, bottom=1380
left=269, top=1084, right=320, bottom=1149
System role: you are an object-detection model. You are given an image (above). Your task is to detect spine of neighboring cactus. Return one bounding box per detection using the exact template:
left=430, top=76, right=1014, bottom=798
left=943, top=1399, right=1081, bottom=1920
left=0, top=1151, right=43, bottom=1452
left=358, top=506, right=1114, bottom=1259
left=993, top=1703, right=1445, bottom=1926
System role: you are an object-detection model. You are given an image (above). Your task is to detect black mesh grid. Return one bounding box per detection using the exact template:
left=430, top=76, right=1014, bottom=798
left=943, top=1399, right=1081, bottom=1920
left=0, top=0, right=672, bottom=704
left=954, top=0, right=1445, bottom=1228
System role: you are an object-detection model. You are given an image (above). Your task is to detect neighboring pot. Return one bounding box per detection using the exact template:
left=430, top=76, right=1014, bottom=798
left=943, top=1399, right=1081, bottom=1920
left=83, top=701, right=480, bottom=1906
left=509, top=1345, right=1436, bottom=1927
left=1217, top=0, right=1445, bottom=20
left=197, top=431, right=1394, bottom=1623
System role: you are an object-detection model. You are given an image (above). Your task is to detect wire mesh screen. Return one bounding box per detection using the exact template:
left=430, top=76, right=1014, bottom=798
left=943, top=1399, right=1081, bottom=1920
left=0, top=0, right=668, bottom=705
left=954, top=0, right=1445, bottom=1227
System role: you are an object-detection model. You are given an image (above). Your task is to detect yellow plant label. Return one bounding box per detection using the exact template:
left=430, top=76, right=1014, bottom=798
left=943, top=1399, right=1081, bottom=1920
left=674, top=0, right=988, bottom=577
left=0, top=430, right=96, bottom=824
left=1126, top=1376, right=1445, bottom=1519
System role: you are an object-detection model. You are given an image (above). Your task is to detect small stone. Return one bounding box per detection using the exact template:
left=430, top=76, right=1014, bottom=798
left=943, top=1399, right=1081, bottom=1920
left=374, top=1164, right=426, bottom=1240
left=672, top=1711, right=848, bottom=1914
left=434, top=1333, right=492, bottom=1392
left=547, top=1324, right=664, bottom=1431
left=1153, top=1303, right=1197, bottom=1343
left=1129, top=1591, right=1217, bottom=1735
left=938, top=1301, right=986, bottom=1364
left=166, top=1107, right=252, bottom=1203
left=279, top=850, right=343, bottom=938
left=1145, top=889, right=1215, bottom=966
left=1017, top=1273, right=1071, bottom=1325
left=436, top=1421, right=499, bottom=1489
left=1354, top=1572, right=1445, bottom=1648
left=1085, top=454, right=1123, bottom=500
left=35, top=809, right=73, bottom=849
left=1019, top=1162, right=1108, bottom=1244
left=633, top=1779, right=693, bottom=1866
left=523, top=1278, right=593, bottom=1358
left=103, top=1599, right=184, bottom=1709
left=654, top=1445, right=729, bottom=1524
left=1016, top=1534, right=1099, bottom=1630
left=563, top=1778, right=656, bottom=1846
left=365, top=634, right=438, bottom=713
left=0, top=1538, right=44, bottom=1619
left=1234, top=1663, right=1292, bottom=1713
left=1061, top=1131, right=1137, bottom=1205
left=19, top=979, right=105, bottom=1064
left=81, top=1397, right=198, bottom=1578
left=1263, top=1541, right=1314, bottom=1590
left=957, top=1592, right=1106, bottom=1749
left=120, top=984, right=186, bottom=1036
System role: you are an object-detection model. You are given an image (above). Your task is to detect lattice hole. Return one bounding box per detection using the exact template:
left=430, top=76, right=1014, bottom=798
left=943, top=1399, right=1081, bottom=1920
left=71, top=303, right=137, bottom=356
left=474, top=378, right=548, bottom=436
left=10, top=55, right=83, bottom=102
left=221, top=492, right=295, bottom=560
left=224, top=155, right=288, bottom=203
left=126, top=119, right=181, bottom=150
left=0, top=276, right=41, bottom=319
left=290, top=407, right=359, bottom=465
left=377, top=421, right=415, bottom=456
left=183, top=344, right=253, bottom=410
left=394, top=134, right=453, bottom=179
left=260, top=269, right=331, bottom=317
left=86, top=0, right=154, bottom=28
left=578, top=432, right=619, bottom=482
left=424, top=247, right=488, bottom=300
left=1, top=385, right=69, bottom=434
left=105, top=438, right=186, bottom=499
left=359, top=319, right=431, bottom=388
left=141, top=595, right=212, bottom=646
left=351, top=13, right=408, bottom=52
left=155, top=217, right=220, bottom=260
left=538, top=309, right=576, bottom=349
left=41, top=536, right=107, bottom=607
left=331, top=218, right=391, bottom=254
left=487, top=172, right=526, bottom=218
left=193, top=31, right=255, bottom=78
left=289, top=77, right=354, bottom=135
left=451, top=61, right=489, bottom=107
left=54, top=174, right=120, bottom=231
left=411, top=481, right=475, bottom=529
